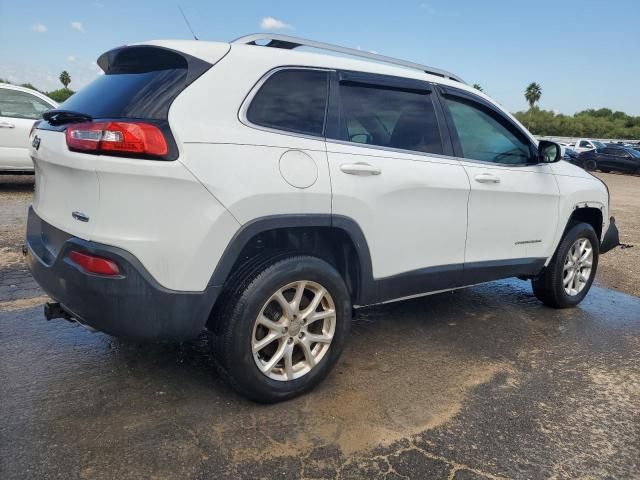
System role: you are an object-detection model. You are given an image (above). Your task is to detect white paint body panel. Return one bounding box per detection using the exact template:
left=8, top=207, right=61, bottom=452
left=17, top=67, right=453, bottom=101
left=462, top=162, right=560, bottom=262
left=326, top=142, right=469, bottom=278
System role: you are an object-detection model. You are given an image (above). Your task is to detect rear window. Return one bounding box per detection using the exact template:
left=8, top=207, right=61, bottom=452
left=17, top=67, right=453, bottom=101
left=57, top=46, right=210, bottom=120
left=246, top=69, right=329, bottom=137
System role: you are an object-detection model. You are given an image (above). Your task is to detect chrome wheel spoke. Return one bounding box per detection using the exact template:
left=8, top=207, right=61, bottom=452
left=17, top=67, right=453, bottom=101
left=307, top=308, right=335, bottom=325
left=305, top=332, right=333, bottom=344
left=274, top=291, right=294, bottom=320
left=257, top=314, right=283, bottom=331
left=298, top=339, right=316, bottom=368
left=252, top=332, right=283, bottom=353
left=301, top=287, right=326, bottom=319
left=283, top=344, right=295, bottom=380
left=260, top=341, right=287, bottom=373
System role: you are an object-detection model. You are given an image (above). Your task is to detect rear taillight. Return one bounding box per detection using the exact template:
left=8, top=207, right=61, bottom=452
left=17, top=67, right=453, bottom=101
left=68, top=250, right=121, bottom=276
left=65, top=121, right=168, bottom=157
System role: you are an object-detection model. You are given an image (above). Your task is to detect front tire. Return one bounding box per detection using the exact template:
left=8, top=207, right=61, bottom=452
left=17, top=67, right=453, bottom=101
left=210, top=255, right=351, bottom=403
left=532, top=222, right=599, bottom=308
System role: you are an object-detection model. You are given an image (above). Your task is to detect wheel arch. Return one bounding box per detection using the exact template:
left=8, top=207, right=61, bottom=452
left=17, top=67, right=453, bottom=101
left=207, top=214, right=376, bottom=307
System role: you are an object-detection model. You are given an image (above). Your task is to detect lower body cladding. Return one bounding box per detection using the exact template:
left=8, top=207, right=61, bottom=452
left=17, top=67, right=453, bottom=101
left=25, top=207, right=221, bottom=340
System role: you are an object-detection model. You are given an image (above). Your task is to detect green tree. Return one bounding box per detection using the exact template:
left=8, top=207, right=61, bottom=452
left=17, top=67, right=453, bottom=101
left=47, top=88, right=75, bottom=103
left=524, top=82, right=542, bottom=128
left=59, top=70, right=71, bottom=90
left=472, top=83, right=484, bottom=92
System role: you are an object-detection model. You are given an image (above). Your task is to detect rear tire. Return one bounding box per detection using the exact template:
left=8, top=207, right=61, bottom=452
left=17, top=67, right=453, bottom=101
left=532, top=222, right=599, bottom=308
left=209, top=255, right=351, bottom=403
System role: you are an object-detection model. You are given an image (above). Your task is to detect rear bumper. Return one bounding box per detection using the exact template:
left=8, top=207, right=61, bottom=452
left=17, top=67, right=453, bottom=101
left=25, top=207, right=220, bottom=340
left=600, top=216, right=620, bottom=254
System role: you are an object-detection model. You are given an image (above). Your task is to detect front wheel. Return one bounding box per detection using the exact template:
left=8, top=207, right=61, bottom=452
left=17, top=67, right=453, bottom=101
left=210, top=255, right=351, bottom=403
left=532, top=222, right=599, bottom=308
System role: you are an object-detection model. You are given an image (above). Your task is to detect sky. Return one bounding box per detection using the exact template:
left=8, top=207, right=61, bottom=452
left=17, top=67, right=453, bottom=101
left=1, top=0, right=639, bottom=115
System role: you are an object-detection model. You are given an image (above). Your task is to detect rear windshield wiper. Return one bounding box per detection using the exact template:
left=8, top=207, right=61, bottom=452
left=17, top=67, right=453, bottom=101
left=43, top=110, right=93, bottom=126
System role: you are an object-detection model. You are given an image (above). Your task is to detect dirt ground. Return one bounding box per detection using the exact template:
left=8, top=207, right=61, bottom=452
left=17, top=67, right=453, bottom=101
left=594, top=172, right=640, bottom=296
left=1, top=174, right=639, bottom=479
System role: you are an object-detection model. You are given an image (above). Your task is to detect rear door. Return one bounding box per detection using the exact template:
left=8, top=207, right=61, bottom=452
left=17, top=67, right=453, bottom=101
left=326, top=72, right=470, bottom=302
left=0, top=87, right=54, bottom=170
left=438, top=87, right=559, bottom=284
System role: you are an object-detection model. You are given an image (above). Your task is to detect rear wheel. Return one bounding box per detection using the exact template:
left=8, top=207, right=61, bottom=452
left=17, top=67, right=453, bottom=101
left=210, top=255, right=351, bottom=403
left=532, top=222, right=599, bottom=308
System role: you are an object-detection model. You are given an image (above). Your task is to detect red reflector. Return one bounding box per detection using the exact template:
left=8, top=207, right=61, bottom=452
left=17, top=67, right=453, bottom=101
left=68, top=250, right=120, bottom=276
left=66, top=121, right=168, bottom=157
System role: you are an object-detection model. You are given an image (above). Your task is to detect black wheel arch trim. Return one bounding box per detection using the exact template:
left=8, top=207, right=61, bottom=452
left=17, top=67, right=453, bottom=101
left=207, top=214, right=377, bottom=305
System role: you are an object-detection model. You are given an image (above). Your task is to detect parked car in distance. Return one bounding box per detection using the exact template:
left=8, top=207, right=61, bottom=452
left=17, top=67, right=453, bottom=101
left=580, top=145, right=640, bottom=174
left=573, top=138, right=606, bottom=154
left=0, top=84, right=57, bottom=173
left=25, top=34, right=620, bottom=402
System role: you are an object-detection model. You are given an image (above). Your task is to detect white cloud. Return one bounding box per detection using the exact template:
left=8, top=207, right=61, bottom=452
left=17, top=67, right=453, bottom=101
left=71, top=21, right=85, bottom=33
left=31, top=23, right=47, bottom=33
left=67, top=55, right=76, bottom=62
left=419, top=2, right=436, bottom=14
left=260, top=16, right=292, bottom=30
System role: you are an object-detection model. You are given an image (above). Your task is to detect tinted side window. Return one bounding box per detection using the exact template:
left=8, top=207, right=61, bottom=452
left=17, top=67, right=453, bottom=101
left=579, top=141, right=590, bottom=148
left=339, top=83, right=443, bottom=155
left=444, top=97, right=532, bottom=165
left=247, top=70, right=329, bottom=136
left=0, top=89, right=53, bottom=119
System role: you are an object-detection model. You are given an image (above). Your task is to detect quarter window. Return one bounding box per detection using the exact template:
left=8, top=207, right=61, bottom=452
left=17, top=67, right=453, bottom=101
left=0, top=89, right=53, bottom=120
left=444, top=97, right=532, bottom=165
left=247, top=69, right=329, bottom=137
left=339, top=83, right=443, bottom=155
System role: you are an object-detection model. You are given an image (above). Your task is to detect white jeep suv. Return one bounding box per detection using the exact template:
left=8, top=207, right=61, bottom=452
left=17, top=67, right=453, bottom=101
left=25, top=34, right=619, bottom=402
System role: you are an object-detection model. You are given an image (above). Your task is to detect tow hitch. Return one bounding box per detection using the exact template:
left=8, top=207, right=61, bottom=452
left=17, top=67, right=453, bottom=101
left=44, top=302, right=74, bottom=322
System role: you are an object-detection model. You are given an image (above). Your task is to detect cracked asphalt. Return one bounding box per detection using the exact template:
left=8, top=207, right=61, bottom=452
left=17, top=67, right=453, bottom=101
left=1, top=175, right=639, bottom=480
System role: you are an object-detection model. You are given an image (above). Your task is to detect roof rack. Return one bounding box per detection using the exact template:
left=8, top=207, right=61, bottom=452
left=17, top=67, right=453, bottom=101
left=232, top=33, right=465, bottom=84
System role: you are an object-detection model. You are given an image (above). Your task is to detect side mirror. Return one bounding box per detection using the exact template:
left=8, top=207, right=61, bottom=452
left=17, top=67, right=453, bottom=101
left=538, top=140, right=561, bottom=163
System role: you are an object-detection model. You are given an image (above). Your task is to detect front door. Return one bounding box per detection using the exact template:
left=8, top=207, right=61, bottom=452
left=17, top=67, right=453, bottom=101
left=438, top=87, right=560, bottom=285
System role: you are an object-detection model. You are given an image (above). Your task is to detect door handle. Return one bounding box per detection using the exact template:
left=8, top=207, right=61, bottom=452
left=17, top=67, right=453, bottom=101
left=0, top=121, right=15, bottom=128
left=474, top=173, right=500, bottom=184
left=340, top=162, right=382, bottom=176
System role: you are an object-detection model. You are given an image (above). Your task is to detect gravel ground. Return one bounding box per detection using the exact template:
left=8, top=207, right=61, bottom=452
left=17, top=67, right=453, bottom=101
left=594, top=172, right=640, bottom=297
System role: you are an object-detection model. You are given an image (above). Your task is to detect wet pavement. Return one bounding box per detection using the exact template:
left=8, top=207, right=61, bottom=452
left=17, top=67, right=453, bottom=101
left=1, top=279, right=639, bottom=479
left=1, top=176, right=639, bottom=479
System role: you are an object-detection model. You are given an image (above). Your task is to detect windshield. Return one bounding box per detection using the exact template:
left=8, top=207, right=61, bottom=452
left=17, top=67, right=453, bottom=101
left=593, top=141, right=606, bottom=149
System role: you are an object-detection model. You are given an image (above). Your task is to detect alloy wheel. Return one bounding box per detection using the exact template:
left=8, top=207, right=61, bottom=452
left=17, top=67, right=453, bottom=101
left=251, top=281, right=336, bottom=381
left=563, top=237, right=593, bottom=296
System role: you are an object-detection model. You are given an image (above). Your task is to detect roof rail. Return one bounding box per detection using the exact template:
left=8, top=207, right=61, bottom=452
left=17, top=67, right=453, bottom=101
left=231, top=33, right=465, bottom=84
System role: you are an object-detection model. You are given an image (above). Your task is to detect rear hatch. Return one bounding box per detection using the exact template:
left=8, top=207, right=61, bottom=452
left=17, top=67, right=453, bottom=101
left=30, top=43, right=223, bottom=239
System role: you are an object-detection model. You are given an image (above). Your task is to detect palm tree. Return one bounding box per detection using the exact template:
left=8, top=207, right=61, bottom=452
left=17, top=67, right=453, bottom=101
left=59, top=71, right=71, bottom=90
left=472, top=83, right=483, bottom=92
left=524, top=82, right=542, bottom=128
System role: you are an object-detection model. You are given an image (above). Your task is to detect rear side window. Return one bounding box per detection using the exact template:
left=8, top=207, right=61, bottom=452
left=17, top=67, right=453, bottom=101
left=57, top=46, right=210, bottom=121
left=0, top=89, right=53, bottom=119
left=444, top=97, right=532, bottom=165
left=339, top=83, right=443, bottom=155
left=247, top=70, right=329, bottom=137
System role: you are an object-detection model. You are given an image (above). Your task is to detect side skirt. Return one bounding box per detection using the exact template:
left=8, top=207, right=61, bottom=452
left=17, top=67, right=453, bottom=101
left=371, top=258, right=546, bottom=305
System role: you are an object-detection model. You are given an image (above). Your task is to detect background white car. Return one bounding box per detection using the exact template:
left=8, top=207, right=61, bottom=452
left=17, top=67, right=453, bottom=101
left=0, top=84, right=57, bottom=172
